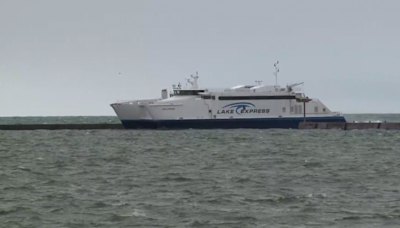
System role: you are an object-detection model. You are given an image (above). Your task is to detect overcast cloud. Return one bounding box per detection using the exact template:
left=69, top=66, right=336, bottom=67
left=1, top=0, right=399, bottom=116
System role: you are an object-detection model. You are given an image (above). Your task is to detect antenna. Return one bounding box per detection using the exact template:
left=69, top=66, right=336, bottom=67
left=186, top=77, right=193, bottom=85
left=190, top=71, right=199, bottom=89
left=273, top=61, right=279, bottom=86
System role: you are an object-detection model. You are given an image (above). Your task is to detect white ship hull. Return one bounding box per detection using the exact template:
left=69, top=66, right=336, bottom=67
left=113, top=97, right=345, bottom=129
left=110, top=99, right=159, bottom=129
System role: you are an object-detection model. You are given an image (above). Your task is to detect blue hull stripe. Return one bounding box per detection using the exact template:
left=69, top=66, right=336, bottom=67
left=120, top=116, right=346, bottom=129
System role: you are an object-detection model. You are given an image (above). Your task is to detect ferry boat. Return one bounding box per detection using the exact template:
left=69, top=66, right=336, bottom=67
left=111, top=64, right=346, bottom=129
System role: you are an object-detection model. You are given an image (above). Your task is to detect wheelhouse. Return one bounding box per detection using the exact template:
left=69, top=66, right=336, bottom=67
left=170, top=89, right=205, bottom=97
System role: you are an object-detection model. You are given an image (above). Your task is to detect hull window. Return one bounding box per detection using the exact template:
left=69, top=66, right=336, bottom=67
left=202, top=95, right=216, bottom=100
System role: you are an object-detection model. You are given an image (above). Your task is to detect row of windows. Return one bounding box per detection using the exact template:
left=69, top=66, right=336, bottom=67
left=218, top=96, right=296, bottom=100
left=201, top=95, right=215, bottom=99
left=172, top=89, right=296, bottom=100
left=173, top=89, right=296, bottom=100
left=281, top=106, right=326, bottom=113
left=174, top=90, right=205, bottom=96
left=201, top=95, right=296, bottom=100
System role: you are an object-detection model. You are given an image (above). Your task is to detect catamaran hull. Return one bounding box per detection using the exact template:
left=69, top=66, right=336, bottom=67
left=120, top=116, right=346, bottom=129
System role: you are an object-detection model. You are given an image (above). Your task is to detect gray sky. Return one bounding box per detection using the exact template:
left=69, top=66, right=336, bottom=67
left=1, top=0, right=399, bottom=116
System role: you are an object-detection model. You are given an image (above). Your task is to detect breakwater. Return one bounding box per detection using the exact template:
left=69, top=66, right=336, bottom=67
left=1, top=122, right=400, bottom=130
left=299, top=122, right=400, bottom=130
left=0, top=124, right=124, bottom=130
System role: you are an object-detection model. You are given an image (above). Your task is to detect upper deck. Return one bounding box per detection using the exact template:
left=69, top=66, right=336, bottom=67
left=168, top=68, right=307, bottom=100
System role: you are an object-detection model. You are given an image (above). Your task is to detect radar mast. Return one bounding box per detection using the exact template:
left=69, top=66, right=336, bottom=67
left=185, top=71, right=199, bottom=89
left=273, top=61, right=279, bottom=86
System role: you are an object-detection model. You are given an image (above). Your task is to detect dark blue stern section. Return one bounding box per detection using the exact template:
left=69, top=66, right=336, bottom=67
left=121, top=116, right=346, bottom=129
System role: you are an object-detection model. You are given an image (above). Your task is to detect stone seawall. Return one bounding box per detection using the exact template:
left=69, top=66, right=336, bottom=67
left=0, top=124, right=124, bottom=130
left=1, top=122, right=399, bottom=130
left=299, top=122, right=400, bottom=130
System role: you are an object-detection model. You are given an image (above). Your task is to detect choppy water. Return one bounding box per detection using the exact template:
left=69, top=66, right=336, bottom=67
left=1, top=114, right=400, bottom=227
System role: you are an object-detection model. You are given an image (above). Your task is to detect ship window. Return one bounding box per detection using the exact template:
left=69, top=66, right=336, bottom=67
left=298, top=105, right=303, bottom=114
left=323, top=108, right=326, bottom=112
left=294, top=105, right=298, bottom=114
left=315, top=107, right=318, bottom=113
left=211, top=96, right=216, bottom=100
left=202, top=95, right=211, bottom=99
left=174, top=90, right=205, bottom=96
left=218, top=95, right=296, bottom=100
left=290, top=106, right=294, bottom=113
left=282, top=107, right=286, bottom=113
